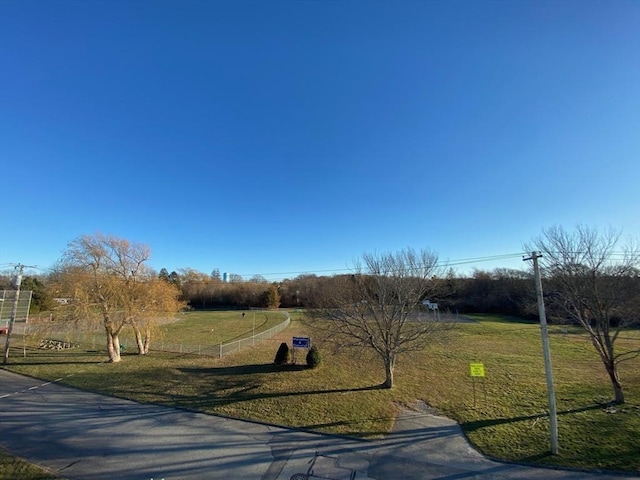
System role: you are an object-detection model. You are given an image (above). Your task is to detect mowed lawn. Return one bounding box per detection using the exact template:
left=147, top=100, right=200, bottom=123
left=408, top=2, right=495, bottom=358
left=159, top=309, right=287, bottom=346
left=3, top=311, right=639, bottom=473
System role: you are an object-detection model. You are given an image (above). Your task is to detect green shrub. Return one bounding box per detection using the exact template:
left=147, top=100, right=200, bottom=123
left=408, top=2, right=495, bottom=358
left=306, top=346, right=321, bottom=369
left=274, top=342, right=290, bottom=366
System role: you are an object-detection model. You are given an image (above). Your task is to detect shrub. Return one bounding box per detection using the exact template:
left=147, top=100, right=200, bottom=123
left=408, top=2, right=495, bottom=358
left=306, top=346, right=321, bottom=369
left=274, top=342, right=290, bottom=366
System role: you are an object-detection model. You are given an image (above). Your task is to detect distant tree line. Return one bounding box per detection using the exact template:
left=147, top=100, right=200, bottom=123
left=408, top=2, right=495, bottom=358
left=155, top=268, right=282, bottom=309
left=146, top=267, right=538, bottom=317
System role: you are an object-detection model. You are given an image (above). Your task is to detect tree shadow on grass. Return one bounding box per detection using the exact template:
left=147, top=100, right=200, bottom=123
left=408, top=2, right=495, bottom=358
left=6, top=360, right=104, bottom=367
left=117, top=364, right=386, bottom=412
left=175, top=364, right=386, bottom=403
left=5, top=350, right=111, bottom=366
left=461, top=403, right=607, bottom=432
left=179, top=363, right=307, bottom=376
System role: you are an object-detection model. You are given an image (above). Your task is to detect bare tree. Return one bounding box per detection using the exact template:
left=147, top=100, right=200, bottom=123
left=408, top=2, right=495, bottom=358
left=54, top=233, right=183, bottom=362
left=526, top=225, right=640, bottom=404
left=249, top=274, right=268, bottom=284
left=228, top=273, right=244, bottom=283
left=314, top=248, right=447, bottom=389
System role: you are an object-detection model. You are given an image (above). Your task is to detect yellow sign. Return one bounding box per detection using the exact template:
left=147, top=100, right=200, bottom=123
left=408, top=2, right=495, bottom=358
left=470, top=363, right=485, bottom=377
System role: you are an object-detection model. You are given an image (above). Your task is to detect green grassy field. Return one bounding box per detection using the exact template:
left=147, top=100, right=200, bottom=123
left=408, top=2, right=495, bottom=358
left=159, top=309, right=285, bottom=346
left=2, top=311, right=639, bottom=474
left=0, top=448, right=61, bottom=480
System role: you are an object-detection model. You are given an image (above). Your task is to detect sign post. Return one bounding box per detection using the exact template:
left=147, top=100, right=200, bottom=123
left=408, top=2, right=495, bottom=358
left=292, top=336, right=311, bottom=364
left=469, top=362, right=486, bottom=407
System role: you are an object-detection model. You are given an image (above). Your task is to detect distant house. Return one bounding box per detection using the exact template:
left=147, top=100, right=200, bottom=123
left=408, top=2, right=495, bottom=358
left=422, top=300, right=438, bottom=311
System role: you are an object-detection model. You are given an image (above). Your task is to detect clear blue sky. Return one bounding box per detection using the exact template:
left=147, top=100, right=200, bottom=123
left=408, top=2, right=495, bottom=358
left=1, top=0, right=639, bottom=280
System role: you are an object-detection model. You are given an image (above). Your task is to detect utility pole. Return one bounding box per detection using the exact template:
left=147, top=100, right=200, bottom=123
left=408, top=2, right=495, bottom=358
left=3, top=264, right=26, bottom=364
left=524, top=252, right=559, bottom=454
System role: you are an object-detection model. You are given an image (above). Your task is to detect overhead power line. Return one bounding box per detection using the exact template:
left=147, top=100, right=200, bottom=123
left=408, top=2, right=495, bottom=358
left=233, top=253, right=527, bottom=280
left=1, top=249, right=634, bottom=281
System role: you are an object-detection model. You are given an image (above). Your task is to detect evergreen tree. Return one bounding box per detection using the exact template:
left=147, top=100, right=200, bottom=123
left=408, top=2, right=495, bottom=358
left=158, top=268, right=170, bottom=282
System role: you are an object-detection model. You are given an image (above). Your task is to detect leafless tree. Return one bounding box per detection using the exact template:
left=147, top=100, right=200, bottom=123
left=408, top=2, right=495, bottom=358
left=526, top=225, right=640, bottom=404
left=313, top=248, right=448, bottom=388
left=249, top=274, right=268, bottom=284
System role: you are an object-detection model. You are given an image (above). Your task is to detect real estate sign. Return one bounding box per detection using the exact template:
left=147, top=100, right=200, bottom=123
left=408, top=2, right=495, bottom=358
left=292, top=336, right=311, bottom=348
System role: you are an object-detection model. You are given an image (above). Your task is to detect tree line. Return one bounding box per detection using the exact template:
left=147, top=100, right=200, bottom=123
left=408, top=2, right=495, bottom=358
left=0, top=265, right=538, bottom=316
left=124, top=266, right=534, bottom=316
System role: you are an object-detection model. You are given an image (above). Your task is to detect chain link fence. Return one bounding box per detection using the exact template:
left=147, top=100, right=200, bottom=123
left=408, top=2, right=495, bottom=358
left=152, top=312, right=291, bottom=358
left=16, top=311, right=291, bottom=359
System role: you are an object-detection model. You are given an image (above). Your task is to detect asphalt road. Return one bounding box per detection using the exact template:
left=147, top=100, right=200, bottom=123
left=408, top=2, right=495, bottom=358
left=1, top=369, right=637, bottom=480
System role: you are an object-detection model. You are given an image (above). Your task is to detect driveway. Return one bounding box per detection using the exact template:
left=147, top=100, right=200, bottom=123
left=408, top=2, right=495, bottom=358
left=0, top=369, right=637, bottom=480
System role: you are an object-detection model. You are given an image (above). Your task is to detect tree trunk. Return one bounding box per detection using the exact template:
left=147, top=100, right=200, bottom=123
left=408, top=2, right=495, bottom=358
left=383, top=355, right=395, bottom=389
left=593, top=335, right=625, bottom=405
left=605, top=362, right=625, bottom=404
left=133, top=325, right=146, bottom=355
left=143, top=327, right=151, bottom=355
left=106, top=331, right=121, bottom=363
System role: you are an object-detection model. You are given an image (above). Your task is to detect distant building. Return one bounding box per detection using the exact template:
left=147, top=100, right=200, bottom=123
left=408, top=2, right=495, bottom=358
left=422, top=300, right=438, bottom=311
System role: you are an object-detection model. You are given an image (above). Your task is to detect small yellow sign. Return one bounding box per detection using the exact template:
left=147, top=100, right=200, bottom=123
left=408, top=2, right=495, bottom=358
left=470, top=363, right=485, bottom=377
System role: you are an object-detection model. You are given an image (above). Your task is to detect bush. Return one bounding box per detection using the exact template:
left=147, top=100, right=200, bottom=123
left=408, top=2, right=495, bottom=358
left=274, top=342, right=290, bottom=366
left=306, top=346, right=321, bottom=369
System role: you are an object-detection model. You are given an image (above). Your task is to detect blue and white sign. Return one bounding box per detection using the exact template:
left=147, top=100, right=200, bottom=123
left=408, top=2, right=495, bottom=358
left=292, top=336, right=311, bottom=348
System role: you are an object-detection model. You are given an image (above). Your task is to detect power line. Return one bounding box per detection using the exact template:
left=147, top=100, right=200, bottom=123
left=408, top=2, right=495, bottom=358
left=233, top=253, right=527, bottom=280
left=1, top=249, right=635, bottom=281
left=165, top=250, right=637, bottom=280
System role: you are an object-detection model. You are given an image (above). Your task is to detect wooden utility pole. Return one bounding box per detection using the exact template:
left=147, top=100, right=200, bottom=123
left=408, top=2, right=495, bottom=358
left=524, top=252, right=559, bottom=454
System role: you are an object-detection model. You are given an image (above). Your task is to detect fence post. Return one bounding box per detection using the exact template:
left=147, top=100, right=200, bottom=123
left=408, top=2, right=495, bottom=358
left=219, top=343, right=222, bottom=359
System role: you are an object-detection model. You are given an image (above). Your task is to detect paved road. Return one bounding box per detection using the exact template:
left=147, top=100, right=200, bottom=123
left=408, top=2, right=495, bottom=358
left=1, top=369, right=637, bottom=480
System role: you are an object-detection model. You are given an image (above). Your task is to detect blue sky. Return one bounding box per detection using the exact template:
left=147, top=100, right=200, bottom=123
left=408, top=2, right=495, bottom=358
left=1, top=0, right=639, bottom=280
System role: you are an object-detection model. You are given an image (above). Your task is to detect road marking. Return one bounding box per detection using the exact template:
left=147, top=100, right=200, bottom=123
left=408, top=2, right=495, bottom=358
left=0, top=374, right=78, bottom=400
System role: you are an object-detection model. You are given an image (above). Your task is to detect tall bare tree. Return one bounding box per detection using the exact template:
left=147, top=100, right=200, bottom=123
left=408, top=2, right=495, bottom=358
left=526, top=225, right=640, bottom=404
left=54, top=233, right=183, bottom=362
left=314, top=248, right=447, bottom=388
